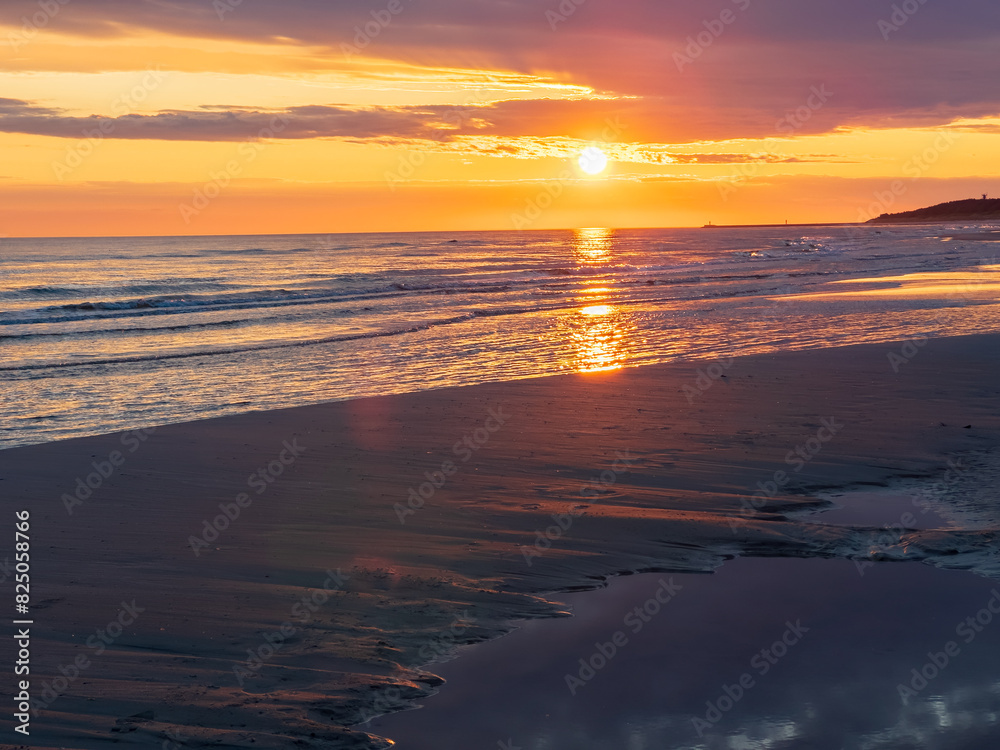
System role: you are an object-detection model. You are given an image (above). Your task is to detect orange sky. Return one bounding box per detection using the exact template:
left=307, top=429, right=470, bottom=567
left=1, top=1, right=998, bottom=236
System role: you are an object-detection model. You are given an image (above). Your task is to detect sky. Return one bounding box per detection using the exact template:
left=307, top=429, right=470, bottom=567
left=1, top=0, right=999, bottom=236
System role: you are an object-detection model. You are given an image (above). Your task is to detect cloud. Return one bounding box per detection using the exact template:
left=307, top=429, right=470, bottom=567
left=0, top=99, right=499, bottom=141
left=0, top=97, right=860, bottom=171
left=2, top=0, right=999, bottom=140
left=419, top=134, right=853, bottom=166
left=2, top=92, right=992, bottom=160
left=3, top=0, right=997, bottom=46
left=0, top=97, right=59, bottom=116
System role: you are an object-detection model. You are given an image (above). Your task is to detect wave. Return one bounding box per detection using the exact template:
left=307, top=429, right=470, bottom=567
left=0, top=288, right=412, bottom=326
left=208, top=247, right=315, bottom=255
left=0, top=274, right=603, bottom=327
left=138, top=253, right=204, bottom=259
left=542, top=265, right=640, bottom=277
left=0, top=266, right=824, bottom=329
left=0, top=280, right=235, bottom=301
left=26, top=285, right=88, bottom=295
left=0, top=314, right=478, bottom=372
left=0, top=285, right=91, bottom=298
left=59, top=298, right=180, bottom=311
left=0, top=315, right=289, bottom=340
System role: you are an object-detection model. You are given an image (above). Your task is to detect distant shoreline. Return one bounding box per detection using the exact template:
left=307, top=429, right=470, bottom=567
left=867, top=197, right=1000, bottom=225
left=703, top=198, right=1000, bottom=228
left=703, top=218, right=1000, bottom=229
left=702, top=222, right=857, bottom=229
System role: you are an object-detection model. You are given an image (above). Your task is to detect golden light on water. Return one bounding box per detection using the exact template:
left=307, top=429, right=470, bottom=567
left=573, top=227, right=614, bottom=264
left=570, top=303, right=629, bottom=372
left=562, top=227, right=629, bottom=371
left=786, top=267, right=1000, bottom=301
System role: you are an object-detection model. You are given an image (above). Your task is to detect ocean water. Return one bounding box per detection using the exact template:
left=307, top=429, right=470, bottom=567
left=2, top=224, right=999, bottom=449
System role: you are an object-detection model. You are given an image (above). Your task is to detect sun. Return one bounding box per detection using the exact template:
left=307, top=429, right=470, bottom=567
left=578, top=146, right=608, bottom=175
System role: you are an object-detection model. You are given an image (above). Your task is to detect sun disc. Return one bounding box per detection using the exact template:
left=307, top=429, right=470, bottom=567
left=578, top=146, right=608, bottom=175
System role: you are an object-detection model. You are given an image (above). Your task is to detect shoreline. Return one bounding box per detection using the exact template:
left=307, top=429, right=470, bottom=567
left=702, top=221, right=859, bottom=229
left=9, top=224, right=1000, bottom=453
left=6, top=331, right=1000, bottom=748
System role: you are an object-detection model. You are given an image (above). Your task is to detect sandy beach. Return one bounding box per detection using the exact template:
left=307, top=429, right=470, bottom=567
left=6, top=331, right=1000, bottom=749
left=6, top=0, right=1000, bottom=745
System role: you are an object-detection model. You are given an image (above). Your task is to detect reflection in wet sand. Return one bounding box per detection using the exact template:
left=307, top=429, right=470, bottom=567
left=372, top=558, right=1000, bottom=750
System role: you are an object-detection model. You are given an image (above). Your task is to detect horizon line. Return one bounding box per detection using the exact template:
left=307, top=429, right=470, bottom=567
left=1, top=221, right=870, bottom=241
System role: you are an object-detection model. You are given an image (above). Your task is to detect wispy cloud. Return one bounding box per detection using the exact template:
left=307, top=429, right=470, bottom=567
left=0, top=98, right=861, bottom=168
left=0, top=100, right=492, bottom=141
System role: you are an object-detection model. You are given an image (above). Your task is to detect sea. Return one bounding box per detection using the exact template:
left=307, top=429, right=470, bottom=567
left=3, top=224, right=999, bottom=450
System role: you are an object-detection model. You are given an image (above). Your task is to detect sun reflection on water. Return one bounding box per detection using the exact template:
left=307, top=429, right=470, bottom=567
left=569, top=302, right=630, bottom=372
left=580, top=304, right=613, bottom=316
left=573, top=227, right=614, bottom=264
left=563, top=228, right=633, bottom=372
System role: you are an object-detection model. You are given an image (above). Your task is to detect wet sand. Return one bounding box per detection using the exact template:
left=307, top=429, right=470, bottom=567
left=4, top=332, right=1000, bottom=749
left=371, top=556, right=1000, bottom=749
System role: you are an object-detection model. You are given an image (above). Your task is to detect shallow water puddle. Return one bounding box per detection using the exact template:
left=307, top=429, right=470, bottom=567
left=370, top=557, right=1000, bottom=749
left=810, top=489, right=951, bottom=529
